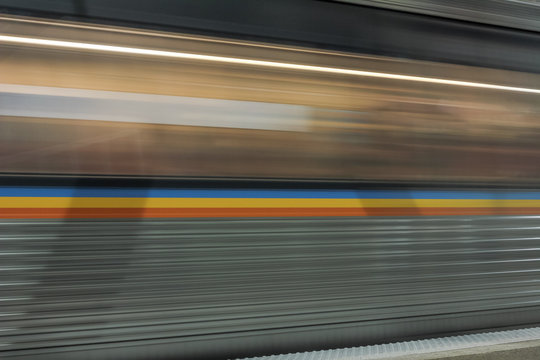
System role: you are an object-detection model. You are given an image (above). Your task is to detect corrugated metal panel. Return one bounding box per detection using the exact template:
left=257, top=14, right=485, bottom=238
left=2, top=216, right=540, bottom=359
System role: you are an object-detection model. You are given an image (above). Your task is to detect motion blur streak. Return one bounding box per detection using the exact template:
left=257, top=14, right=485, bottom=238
left=3, top=12, right=540, bottom=360
left=1, top=34, right=539, bottom=94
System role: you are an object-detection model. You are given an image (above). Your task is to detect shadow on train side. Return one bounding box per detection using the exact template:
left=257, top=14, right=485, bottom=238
left=39, top=177, right=149, bottom=349
left=1, top=175, right=151, bottom=358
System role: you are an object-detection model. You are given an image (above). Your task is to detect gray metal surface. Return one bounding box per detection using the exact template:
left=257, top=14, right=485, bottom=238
left=240, top=326, right=540, bottom=359
left=336, top=0, right=540, bottom=33
left=2, top=215, right=540, bottom=359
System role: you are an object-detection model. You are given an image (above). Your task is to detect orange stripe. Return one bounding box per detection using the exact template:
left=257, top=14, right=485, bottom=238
left=0, top=208, right=367, bottom=218
left=3, top=207, right=540, bottom=218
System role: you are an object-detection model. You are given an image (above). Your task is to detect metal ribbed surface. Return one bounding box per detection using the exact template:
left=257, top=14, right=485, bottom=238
left=2, top=216, right=540, bottom=359
left=241, top=326, right=540, bottom=359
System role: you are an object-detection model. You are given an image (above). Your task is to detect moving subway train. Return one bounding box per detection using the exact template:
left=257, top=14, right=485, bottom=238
left=2, top=15, right=540, bottom=360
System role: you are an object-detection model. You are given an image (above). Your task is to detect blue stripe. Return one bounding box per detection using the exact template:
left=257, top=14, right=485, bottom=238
left=2, top=187, right=540, bottom=199
left=0, top=187, right=358, bottom=198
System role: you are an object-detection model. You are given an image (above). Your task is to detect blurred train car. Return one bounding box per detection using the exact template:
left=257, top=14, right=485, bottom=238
left=2, top=15, right=540, bottom=360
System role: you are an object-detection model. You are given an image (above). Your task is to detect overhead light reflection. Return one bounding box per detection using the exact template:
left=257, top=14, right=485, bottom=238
left=0, top=34, right=539, bottom=94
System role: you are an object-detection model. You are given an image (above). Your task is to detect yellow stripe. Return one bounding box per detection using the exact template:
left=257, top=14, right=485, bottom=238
left=2, top=197, right=357, bottom=208
left=3, top=197, right=540, bottom=208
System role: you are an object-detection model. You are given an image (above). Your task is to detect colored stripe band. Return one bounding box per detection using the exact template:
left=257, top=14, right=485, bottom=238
left=4, top=197, right=540, bottom=208
left=3, top=187, right=540, bottom=199
left=3, top=187, right=540, bottom=218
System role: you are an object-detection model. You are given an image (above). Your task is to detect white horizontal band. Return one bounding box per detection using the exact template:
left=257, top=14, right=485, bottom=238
left=1, top=34, right=539, bottom=94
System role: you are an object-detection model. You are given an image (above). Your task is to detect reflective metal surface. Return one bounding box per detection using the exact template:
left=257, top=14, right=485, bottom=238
left=2, top=216, right=540, bottom=359
left=336, top=0, right=540, bottom=33
left=1, top=1, right=540, bottom=74
left=1, top=16, right=540, bottom=183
